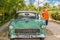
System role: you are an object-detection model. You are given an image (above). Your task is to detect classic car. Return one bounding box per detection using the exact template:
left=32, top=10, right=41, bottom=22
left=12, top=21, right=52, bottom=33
left=8, top=11, right=46, bottom=40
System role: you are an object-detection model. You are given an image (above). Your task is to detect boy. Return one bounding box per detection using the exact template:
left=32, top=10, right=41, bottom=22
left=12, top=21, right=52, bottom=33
left=42, top=7, right=49, bottom=25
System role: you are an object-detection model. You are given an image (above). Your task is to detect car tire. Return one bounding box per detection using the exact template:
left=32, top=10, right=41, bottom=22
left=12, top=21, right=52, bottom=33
left=8, top=34, right=10, bottom=38
left=40, top=38, right=45, bottom=40
left=10, top=38, right=14, bottom=40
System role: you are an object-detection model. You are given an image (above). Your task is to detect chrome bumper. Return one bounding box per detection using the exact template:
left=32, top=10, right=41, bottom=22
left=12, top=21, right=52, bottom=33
left=10, top=34, right=46, bottom=38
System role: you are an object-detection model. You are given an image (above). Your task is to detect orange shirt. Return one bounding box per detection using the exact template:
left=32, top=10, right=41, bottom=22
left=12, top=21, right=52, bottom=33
left=42, top=9, right=49, bottom=20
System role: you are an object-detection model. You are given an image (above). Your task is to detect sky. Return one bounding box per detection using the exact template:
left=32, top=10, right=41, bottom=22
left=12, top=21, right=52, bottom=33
left=24, top=0, right=60, bottom=8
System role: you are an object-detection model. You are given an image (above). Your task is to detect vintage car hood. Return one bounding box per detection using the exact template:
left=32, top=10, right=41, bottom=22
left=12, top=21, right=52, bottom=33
left=10, top=19, right=45, bottom=29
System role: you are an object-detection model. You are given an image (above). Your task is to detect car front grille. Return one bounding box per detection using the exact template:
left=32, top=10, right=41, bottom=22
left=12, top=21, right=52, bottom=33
left=15, top=29, right=40, bottom=34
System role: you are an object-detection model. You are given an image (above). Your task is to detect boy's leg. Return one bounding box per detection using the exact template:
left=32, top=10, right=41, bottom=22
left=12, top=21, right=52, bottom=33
left=46, top=20, right=48, bottom=25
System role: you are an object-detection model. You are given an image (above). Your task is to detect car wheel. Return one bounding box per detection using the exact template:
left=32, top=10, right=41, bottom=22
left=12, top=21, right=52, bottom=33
left=10, top=38, right=14, bottom=40
left=8, top=34, right=10, bottom=38
left=40, top=38, right=45, bottom=40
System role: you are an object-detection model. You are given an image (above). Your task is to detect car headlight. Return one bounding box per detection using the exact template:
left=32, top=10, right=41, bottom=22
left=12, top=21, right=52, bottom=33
left=9, top=26, right=13, bottom=29
left=41, top=25, right=46, bottom=28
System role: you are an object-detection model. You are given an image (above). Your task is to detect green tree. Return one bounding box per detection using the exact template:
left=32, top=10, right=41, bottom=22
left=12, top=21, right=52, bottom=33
left=52, top=6, right=57, bottom=10
left=28, top=3, right=37, bottom=11
left=44, top=2, right=50, bottom=8
left=0, top=0, right=8, bottom=23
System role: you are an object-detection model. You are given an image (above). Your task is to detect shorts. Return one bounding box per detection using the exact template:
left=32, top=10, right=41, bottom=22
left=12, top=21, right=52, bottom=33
left=46, top=20, right=48, bottom=25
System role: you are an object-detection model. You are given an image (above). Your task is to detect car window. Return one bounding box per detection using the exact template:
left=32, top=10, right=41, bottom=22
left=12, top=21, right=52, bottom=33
left=17, top=12, right=36, bottom=19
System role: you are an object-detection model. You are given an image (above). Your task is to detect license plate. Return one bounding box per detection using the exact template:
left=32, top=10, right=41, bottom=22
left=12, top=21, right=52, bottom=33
left=19, top=35, right=31, bottom=38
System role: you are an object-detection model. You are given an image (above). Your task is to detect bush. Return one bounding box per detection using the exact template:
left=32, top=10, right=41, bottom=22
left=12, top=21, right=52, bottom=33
left=57, top=14, right=60, bottom=20
left=0, top=16, right=3, bottom=26
left=0, top=10, right=16, bottom=26
left=51, top=12, right=60, bottom=21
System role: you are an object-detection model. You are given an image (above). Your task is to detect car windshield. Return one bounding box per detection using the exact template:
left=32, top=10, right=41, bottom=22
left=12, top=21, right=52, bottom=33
left=17, top=12, right=37, bottom=19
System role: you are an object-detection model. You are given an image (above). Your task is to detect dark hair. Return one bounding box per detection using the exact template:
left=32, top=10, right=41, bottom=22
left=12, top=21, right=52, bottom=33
left=43, top=6, right=46, bottom=9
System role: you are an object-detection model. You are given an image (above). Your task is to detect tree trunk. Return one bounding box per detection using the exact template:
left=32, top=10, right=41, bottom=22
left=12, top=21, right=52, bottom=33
left=2, top=8, right=4, bottom=24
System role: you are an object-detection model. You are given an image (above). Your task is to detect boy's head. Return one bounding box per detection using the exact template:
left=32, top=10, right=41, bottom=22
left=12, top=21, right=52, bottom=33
left=43, top=6, right=47, bottom=11
left=43, top=6, right=46, bottom=9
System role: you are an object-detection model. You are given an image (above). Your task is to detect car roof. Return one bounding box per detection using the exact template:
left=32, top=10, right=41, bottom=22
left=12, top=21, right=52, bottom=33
left=16, top=11, right=38, bottom=14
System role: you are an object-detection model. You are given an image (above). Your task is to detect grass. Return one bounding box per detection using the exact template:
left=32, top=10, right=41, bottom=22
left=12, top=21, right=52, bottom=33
left=48, top=9, right=60, bottom=14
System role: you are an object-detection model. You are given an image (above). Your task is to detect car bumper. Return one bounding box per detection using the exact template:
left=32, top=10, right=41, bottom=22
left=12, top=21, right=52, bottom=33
left=10, top=34, right=46, bottom=39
